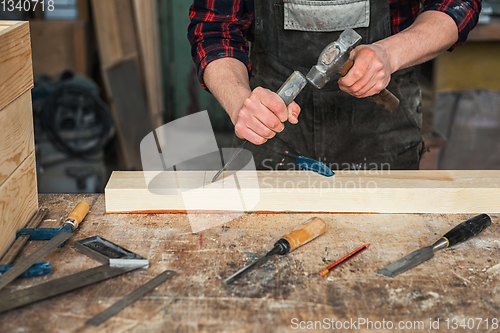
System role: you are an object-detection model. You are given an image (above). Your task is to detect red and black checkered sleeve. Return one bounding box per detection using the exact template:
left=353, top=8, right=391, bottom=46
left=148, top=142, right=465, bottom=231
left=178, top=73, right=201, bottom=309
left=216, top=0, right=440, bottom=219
left=188, top=0, right=254, bottom=90
left=422, top=0, right=481, bottom=50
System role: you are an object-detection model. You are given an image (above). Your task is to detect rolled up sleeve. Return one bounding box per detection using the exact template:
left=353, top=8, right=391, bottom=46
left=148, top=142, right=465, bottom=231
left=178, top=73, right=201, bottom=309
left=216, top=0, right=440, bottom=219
left=421, top=0, right=481, bottom=50
left=188, top=0, right=254, bottom=90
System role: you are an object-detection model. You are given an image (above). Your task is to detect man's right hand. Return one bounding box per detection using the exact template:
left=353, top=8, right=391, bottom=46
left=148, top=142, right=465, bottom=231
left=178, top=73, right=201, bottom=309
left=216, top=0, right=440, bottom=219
left=234, top=87, right=301, bottom=145
left=204, top=57, right=300, bottom=145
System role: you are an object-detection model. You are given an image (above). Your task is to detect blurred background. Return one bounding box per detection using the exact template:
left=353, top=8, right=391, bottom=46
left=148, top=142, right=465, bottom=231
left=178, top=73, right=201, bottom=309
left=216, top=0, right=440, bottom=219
left=1, top=0, right=499, bottom=194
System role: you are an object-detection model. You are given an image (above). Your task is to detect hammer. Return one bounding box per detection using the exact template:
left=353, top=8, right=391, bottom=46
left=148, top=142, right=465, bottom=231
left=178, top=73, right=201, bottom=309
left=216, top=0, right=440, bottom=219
left=306, top=28, right=400, bottom=112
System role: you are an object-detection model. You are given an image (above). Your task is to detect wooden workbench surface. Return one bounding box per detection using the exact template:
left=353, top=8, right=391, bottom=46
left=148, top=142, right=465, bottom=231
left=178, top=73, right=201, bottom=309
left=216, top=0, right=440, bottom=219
left=1, top=194, right=499, bottom=332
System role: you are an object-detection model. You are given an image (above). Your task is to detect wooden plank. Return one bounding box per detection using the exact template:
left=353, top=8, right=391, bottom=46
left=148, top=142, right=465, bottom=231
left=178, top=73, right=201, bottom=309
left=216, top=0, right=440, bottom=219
left=90, top=0, right=124, bottom=66
left=0, top=92, right=35, bottom=186
left=0, top=152, right=38, bottom=258
left=115, top=0, right=139, bottom=59
left=105, top=170, right=500, bottom=214
left=132, top=0, right=164, bottom=128
left=105, top=59, right=152, bottom=170
left=30, top=20, right=88, bottom=75
left=91, top=0, right=138, bottom=67
left=0, top=21, right=33, bottom=111
left=77, top=0, right=89, bottom=21
left=91, top=0, right=149, bottom=170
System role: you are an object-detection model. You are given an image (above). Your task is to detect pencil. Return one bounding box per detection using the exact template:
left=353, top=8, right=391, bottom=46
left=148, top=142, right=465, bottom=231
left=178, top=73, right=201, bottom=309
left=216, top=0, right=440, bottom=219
left=320, top=244, right=369, bottom=276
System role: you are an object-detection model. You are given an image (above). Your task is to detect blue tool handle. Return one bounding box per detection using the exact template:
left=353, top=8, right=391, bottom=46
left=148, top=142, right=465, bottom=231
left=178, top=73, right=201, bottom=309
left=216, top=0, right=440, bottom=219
left=0, top=262, right=51, bottom=278
left=16, top=228, right=65, bottom=240
left=295, top=156, right=335, bottom=177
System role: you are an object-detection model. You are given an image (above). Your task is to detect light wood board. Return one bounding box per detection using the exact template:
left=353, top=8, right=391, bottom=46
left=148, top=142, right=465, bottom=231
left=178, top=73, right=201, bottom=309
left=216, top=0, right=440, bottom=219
left=105, top=170, right=500, bottom=214
left=0, top=91, right=35, bottom=186
left=0, top=152, right=38, bottom=258
left=0, top=21, right=34, bottom=112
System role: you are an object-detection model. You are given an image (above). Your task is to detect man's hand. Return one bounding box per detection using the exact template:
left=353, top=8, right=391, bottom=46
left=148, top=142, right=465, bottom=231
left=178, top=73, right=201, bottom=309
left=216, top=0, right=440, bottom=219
left=234, top=87, right=301, bottom=145
left=338, top=44, right=393, bottom=98
left=204, top=57, right=301, bottom=145
left=338, top=11, right=459, bottom=100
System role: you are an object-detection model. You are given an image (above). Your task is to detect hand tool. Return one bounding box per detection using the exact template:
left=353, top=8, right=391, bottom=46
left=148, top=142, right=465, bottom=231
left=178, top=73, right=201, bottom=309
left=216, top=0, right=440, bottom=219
left=0, top=202, right=89, bottom=291
left=212, top=71, right=308, bottom=183
left=223, top=217, right=326, bottom=284
left=86, top=270, right=177, bottom=326
left=295, top=156, right=334, bottom=177
left=16, top=204, right=88, bottom=240
left=0, top=236, right=149, bottom=313
left=320, top=244, right=369, bottom=276
left=306, top=28, right=400, bottom=112
left=0, top=262, right=51, bottom=278
left=0, top=208, right=48, bottom=265
left=378, top=214, right=491, bottom=278
left=75, top=236, right=149, bottom=268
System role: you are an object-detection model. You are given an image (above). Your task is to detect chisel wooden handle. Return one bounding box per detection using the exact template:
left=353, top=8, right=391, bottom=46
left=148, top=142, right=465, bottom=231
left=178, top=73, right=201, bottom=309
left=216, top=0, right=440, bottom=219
left=281, top=217, right=326, bottom=252
left=442, top=214, right=491, bottom=248
left=64, top=202, right=90, bottom=231
left=339, top=59, right=400, bottom=112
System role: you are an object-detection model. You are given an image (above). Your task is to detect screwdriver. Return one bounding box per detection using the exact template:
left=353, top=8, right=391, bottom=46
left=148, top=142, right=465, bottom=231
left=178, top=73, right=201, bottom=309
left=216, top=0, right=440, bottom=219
left=223, top=217, right=327, bottom=284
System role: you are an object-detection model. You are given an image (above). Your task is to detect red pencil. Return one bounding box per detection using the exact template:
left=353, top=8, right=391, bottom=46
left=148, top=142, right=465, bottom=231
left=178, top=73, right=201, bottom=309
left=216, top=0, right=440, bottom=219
left=320, top=244, right=370, bottom=276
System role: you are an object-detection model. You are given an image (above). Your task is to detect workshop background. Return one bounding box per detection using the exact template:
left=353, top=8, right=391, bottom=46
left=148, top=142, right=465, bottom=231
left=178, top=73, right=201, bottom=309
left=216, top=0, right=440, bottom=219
left=1, top=0, right=499, bottom=194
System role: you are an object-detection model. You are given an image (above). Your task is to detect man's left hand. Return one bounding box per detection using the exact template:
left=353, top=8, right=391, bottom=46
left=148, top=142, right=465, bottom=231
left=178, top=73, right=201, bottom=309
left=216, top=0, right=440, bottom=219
left=338, top=44, right=393, bottom=98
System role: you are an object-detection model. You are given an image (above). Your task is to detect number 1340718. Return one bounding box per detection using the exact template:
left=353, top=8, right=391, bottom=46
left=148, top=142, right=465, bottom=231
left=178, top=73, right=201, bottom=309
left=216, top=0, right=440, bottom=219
left=1, top=0, right=54, bottom=12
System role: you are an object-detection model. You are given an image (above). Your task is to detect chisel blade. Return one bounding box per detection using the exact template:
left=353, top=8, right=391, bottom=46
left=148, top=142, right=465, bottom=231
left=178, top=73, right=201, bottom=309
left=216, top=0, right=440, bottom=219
left=212, top=141, right=247, bottom=183
left=377, top=246, right=434, bottom=278
left=223, top=253, right=273, bottom=285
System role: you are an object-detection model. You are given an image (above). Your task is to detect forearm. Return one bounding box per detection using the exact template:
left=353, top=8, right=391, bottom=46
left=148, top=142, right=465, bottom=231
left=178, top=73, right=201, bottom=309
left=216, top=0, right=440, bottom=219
left=376, top=10, right=459, bottom=73
left=204, top=58, right=252, bottom=125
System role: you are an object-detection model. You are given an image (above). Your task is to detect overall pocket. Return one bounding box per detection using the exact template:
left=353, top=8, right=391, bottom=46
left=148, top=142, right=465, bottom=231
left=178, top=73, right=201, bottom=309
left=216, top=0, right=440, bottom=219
left=284, top=0, right=370, bottom=32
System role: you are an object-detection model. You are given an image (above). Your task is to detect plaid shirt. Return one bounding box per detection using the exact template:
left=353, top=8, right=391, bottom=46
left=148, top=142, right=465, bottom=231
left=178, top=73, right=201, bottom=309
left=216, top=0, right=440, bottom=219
left=188, top=0, right=481, bottom=88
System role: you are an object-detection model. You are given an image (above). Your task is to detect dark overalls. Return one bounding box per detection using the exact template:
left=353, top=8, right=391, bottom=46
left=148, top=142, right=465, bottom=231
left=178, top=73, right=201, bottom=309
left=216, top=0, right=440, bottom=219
left=234, top=0, right=423, bottom=171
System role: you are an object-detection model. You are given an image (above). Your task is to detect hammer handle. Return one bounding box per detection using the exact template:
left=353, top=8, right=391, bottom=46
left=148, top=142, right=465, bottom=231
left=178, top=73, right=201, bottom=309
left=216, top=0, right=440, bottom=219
left=339, top=59, right=400, bottom=112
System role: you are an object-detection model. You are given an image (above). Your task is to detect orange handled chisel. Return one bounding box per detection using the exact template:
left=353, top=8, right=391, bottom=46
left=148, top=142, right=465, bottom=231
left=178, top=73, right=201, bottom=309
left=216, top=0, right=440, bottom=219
left=223, top=217, right=326, bottom=284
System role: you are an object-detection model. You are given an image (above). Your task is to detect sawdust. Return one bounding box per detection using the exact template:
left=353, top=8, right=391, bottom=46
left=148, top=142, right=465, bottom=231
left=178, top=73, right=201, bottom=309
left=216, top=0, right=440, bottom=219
left=487, top=263, right=500, bottom=275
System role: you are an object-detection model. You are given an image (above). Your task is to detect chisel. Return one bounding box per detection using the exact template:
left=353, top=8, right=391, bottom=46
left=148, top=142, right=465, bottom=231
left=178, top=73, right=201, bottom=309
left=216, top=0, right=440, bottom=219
left=223, top=217, right=326, bottom=284
left=378, top=214, right=492, bottom=278
left=212, top=71, right=308, bottom=183
left=0, top=202, right=90, bottom=291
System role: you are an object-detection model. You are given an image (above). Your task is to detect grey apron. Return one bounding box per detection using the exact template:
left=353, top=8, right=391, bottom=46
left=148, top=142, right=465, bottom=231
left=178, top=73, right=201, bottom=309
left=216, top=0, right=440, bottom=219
left=234, top=0, right=423, bottom=171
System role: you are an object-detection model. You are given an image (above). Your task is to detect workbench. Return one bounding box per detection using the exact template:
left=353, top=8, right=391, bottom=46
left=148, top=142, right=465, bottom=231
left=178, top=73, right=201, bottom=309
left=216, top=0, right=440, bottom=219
left=0, top=194, right=499, bottom=332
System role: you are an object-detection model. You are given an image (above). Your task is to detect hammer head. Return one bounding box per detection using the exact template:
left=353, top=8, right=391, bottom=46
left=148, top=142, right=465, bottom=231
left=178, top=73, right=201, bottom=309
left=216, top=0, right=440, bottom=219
left=306, top=28, right=362, bottom=89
